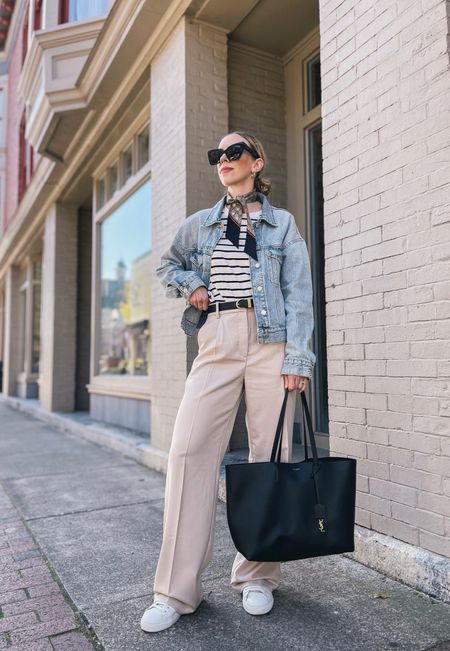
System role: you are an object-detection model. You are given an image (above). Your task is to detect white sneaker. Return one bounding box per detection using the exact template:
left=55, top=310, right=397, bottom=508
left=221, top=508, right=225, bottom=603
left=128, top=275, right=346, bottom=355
left=242, top=585, right=274, bottom=615
left=140, top=600, right=181, bottom=632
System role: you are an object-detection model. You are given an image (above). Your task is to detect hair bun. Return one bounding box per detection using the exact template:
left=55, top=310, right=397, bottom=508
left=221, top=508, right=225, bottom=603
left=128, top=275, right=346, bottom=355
left=254, top=172, right=271, bottom=196
left=233, top=130, right=272, bottom=196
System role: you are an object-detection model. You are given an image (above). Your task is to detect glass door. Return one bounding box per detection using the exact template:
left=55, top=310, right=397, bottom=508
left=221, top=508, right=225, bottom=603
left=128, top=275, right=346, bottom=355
left=305, top=53, right=328, bottom=437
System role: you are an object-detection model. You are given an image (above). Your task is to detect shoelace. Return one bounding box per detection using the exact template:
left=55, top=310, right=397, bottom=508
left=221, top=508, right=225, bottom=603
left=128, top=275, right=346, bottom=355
left=244, top=587, right=269, bottom=597
left=148, top=600, right=174, bottom=612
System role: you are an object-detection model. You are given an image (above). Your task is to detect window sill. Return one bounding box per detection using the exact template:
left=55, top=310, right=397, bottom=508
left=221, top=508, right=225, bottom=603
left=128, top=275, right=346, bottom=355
left=87, top=375, right=152, bottom=401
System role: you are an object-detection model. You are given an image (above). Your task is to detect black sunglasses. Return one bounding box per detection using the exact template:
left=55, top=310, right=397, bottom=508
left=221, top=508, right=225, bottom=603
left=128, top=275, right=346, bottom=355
left=207, top=141, right=260, bottom=166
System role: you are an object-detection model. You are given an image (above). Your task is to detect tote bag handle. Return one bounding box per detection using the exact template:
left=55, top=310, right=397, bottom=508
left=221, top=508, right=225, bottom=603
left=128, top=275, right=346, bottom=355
left=270, top=387, right=326, bottom=519
left=270, top=388, right=319, bottom=464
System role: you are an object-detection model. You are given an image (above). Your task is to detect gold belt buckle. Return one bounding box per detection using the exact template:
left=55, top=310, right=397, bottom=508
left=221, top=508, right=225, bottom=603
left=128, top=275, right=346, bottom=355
left=235, top=298, right=252, bottom=309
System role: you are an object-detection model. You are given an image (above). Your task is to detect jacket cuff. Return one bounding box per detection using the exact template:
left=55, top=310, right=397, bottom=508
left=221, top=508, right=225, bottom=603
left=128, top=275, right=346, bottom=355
left=168, top=272, right=207, bottom=300
left=185, top=274, right=208, bottom=297
left=281, top=357, right=314, bottom=378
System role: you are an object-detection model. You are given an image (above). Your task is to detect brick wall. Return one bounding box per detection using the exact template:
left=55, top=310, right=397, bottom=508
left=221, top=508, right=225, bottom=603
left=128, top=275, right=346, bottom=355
left=319, top=0, right=450, bottom=556
left=40, top=204, right=78, bottom=412
left=151, top=24, right=287, bottom=454
left=185, top=21, right=229, bottom=214
left=150, top=18, right=228, bottom=452
left=227, top=43, right=288, bottom=448
left=228, top=42, right=287, bottom=209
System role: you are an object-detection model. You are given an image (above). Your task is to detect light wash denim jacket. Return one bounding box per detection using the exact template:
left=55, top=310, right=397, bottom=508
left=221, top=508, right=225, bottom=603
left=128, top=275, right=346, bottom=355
left=155, top=192, right=316, bottom=378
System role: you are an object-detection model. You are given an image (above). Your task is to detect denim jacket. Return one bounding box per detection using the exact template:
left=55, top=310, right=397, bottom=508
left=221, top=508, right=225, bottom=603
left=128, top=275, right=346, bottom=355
left=155, top=192, right=316, bottom=378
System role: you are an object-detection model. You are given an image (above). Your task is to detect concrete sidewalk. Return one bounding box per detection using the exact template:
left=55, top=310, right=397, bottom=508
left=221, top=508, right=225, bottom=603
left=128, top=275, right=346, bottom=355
left=0, top=402, right=449, bottom=651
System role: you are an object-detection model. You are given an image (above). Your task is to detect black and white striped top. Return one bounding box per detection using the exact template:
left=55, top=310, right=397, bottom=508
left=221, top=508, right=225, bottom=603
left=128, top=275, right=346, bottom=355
left=207, top=206, right=261, bottom=305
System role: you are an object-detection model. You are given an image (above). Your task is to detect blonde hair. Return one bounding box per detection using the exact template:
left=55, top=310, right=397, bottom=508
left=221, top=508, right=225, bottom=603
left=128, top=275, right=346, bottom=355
left=232, top=131, right=272, bottom=196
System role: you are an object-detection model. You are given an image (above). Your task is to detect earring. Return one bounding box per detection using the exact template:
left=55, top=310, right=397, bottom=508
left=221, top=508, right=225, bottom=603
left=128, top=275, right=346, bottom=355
left=251, top=171, right=256, bottom=178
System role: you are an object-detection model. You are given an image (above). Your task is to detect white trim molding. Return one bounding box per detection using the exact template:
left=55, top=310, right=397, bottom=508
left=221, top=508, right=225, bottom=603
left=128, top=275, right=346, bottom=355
left=18, top=18, right=105, bottom=157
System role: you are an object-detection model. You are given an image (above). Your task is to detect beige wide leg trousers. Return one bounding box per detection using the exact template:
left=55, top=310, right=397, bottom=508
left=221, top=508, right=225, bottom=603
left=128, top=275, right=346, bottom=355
left=153, top=306, right=297, bottom=615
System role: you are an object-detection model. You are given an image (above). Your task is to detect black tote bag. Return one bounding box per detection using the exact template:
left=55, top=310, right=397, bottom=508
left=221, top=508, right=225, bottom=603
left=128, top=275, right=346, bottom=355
left=225, top=389, right=357, bottom=562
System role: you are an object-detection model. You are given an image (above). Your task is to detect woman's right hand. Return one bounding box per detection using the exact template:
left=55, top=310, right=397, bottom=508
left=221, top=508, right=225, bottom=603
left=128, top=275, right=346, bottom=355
left=189, top=286, right=210, bottom=311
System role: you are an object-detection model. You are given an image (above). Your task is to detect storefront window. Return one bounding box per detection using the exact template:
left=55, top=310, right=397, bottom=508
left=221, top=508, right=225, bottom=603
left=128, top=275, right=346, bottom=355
left=31, top=260, right=41, bottom=374
left=19, top=288, right=27, bottom=373
left=17, top=261, right=41, bottom=377
left=0, top=88, right=4, bottom=148
left=31, top=283, right=41, bottom=374
left=99, top=180, right=151, bottom=376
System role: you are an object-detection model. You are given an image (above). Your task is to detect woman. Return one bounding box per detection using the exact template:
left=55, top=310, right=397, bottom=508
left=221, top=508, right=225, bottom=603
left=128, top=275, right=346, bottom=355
left=140, top=131, right=316, bottom=633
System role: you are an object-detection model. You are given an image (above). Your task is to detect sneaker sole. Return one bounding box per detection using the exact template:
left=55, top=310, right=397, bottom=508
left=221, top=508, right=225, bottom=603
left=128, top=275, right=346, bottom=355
left=243, top=600, right=273, bottom=615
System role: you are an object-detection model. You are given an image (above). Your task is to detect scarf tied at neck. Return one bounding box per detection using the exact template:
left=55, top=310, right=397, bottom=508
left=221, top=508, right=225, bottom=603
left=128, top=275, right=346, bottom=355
left=224, top=189, right=259, bottom=261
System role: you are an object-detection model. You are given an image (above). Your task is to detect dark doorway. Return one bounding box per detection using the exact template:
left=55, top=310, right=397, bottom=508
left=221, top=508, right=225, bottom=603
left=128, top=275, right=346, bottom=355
left=75, top=207, right=92, bottom=410
left=308, top=123, right=329, bottom=436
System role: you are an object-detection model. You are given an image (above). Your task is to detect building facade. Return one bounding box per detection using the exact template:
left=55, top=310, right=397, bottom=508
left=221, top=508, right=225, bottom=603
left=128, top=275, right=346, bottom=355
left=0, top=0, right=449, bottom=598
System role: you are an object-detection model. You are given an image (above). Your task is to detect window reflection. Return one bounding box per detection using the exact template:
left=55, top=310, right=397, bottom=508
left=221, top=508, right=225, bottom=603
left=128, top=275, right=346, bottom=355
left=138, top=126, right=150, bottom=169
left=307, top=54, right=321, bottom=111
left=69, top=0, right=108, bottom=22
left=32, top=260, right=42, bottom=375
left=99, top=180, right=152, bottom=376
left=108, top=163, right=118, bottom=199
left=32, top=282, right=41, bottom=374
left=122, top=147, right=133, bottom=184
left=19, top=288, right=26, bottom=373
left=97, top=177, right=105, bottom=209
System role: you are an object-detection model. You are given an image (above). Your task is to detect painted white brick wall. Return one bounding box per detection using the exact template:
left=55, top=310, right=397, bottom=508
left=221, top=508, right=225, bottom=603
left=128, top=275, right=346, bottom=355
left=186, top=21, right=230, bottom=213
left=40, top=203, right=78, bottom=412
left=150, top=18, right=228, bottom=452
left=228, top=43, right=287, bottom=208
left=151, top=19, right=188, bottom=453
left=319, top=0, right=450, bottom=557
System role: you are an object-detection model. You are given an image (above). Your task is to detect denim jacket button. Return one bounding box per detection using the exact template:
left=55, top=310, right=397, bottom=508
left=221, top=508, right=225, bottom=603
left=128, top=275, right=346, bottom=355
left=257, top=286, right=262, bottom=291
left=261, top=309, right=267, bottom=315
left=255, top=262, right=260, bottom=268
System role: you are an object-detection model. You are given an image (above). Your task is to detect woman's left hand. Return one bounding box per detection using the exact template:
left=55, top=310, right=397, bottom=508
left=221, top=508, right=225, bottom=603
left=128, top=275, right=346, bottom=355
left=282, top=374, right=310, bottom=392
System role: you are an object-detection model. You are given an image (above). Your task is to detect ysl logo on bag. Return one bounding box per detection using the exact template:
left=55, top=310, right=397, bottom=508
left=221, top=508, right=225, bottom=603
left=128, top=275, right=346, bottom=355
left=318, top=518, right=326, bottom=532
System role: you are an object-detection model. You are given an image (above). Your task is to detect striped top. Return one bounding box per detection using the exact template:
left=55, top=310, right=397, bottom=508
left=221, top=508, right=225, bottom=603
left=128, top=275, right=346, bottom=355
left=207, top=206, right=262, bottom=305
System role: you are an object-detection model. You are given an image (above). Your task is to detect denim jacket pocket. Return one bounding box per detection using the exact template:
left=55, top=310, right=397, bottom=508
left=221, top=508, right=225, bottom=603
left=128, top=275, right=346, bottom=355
left=189, top=251, right=203, bottom=272
left=267, top=246, right=283, bottom=286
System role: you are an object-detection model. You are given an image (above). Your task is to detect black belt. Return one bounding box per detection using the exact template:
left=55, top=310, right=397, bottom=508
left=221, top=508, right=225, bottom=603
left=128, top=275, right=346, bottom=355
left=206, top=297, right=254, bottom=313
